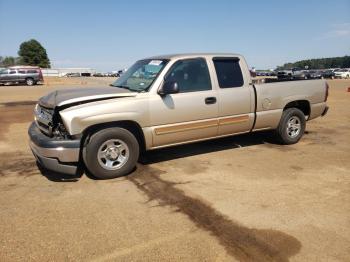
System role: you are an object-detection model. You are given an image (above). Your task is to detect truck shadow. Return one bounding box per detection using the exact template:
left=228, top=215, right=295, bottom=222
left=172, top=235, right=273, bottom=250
left=140, top=131, right=275, bottom=165
left=37, top=164, right=81, bottom=182
left=38, top=131, right=275, bottom=182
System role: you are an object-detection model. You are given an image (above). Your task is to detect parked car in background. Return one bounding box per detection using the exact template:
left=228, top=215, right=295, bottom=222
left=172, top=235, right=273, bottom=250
left=66, top=73, right=81, bottom=77
left=0, top=66, right=43, bottom=86
left=93, top=73, right=103, bottom=77
left=304, top=70, right=322, bottom=79
left=277, top=68, right=307, bottom=80
left=321, top=69, right=336, bottom=79
left=334, top=69, right=350, bottom=79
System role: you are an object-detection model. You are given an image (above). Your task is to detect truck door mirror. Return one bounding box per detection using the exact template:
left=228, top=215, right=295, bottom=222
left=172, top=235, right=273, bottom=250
left=158, top=80, right=179, bottom=96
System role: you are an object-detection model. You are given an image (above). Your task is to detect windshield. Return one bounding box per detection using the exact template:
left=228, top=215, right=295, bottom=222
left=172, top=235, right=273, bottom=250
left=111, top=59, right=168, bottom=92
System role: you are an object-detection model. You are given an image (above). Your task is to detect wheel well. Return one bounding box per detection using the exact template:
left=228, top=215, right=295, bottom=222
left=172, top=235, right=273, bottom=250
left=82, top=121, right=146, bottom=152
left=284, top=100, right=310, bottom=116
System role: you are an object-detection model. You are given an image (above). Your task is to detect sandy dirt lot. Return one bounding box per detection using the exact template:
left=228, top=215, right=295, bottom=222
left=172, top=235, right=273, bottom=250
left=0, top=78, right=349, bottom=261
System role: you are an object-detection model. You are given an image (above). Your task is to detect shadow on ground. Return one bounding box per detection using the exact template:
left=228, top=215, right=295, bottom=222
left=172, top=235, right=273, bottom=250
left=140, top=131, right=275, bottom=164
left=37, top=163, right=81, bottom=182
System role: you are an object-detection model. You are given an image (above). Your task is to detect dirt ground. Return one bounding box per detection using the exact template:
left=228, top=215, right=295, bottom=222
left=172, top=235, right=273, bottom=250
left=0, top=78, right=349, bottom=261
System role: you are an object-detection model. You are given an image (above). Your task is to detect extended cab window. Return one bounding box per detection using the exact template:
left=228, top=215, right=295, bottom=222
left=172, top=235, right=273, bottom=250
left=165, top=58, right=211, bottom=93
left=213, top=58, right=244, bottom=88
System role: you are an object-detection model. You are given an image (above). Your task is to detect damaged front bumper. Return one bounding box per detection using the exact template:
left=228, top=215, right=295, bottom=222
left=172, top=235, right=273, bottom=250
left=28, top=122, right=81, bottom=175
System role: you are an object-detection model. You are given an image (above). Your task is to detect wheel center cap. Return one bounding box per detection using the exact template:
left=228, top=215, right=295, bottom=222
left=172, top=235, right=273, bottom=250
left=106, top=147, right=119, bottom=160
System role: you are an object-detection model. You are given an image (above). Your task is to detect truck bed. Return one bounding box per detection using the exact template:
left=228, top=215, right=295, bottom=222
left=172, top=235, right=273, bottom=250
left=252, top=79, right=327, bottom=130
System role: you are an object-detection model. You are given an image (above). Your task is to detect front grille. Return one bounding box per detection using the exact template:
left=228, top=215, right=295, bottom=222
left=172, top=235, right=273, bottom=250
left=34, top=104, right=54, bottom=136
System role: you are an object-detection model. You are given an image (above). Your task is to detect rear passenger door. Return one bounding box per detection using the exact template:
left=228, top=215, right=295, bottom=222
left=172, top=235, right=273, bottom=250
left=212, top=57, right=254, bottom=136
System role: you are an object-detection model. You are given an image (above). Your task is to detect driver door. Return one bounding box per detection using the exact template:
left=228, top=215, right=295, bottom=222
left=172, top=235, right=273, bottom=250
left=149, top=58, right=218, bottom=148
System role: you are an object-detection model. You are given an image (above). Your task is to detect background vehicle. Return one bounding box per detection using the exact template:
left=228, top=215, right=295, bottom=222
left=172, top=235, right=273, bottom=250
left=334, top=69, right=350, bottom=79
left=0, top=66, right=43, bottom=86
left=65, top=72, right=81, bottom=77
left=277, top=68, right=307, bottom=80
left=321, top=69, right=336, bottom=79
left=93, top=73, right=104, bottom=77
left=29, top=53, right=329, bottom=179
left=304, top=70, right=322, bottom=79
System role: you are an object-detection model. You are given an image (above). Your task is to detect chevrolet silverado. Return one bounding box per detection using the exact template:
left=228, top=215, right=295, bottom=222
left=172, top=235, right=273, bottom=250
left=29, top=53, right=329, bottom=179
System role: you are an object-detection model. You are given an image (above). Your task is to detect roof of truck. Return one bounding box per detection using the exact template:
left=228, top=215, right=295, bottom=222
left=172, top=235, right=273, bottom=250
left=145, top=53, right=242, bottom=60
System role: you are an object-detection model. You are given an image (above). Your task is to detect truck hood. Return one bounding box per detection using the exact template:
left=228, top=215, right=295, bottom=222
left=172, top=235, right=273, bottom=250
left=38, top=87, right=137, bottom=109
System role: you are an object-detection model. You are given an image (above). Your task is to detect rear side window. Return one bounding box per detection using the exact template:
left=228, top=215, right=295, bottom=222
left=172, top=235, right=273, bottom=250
left=165, top=58, right=212, bottom=93
left=213, top=58, right=244, bottom=88
left=9, top=70, right=16, bottom=74
left=18, top=70, right=26, bottom=74
left=27, top=70, right=38, bottom=73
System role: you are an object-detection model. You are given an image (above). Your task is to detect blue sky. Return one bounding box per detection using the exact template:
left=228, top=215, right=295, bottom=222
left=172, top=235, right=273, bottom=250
left=0, top=0, right=349, bottom=71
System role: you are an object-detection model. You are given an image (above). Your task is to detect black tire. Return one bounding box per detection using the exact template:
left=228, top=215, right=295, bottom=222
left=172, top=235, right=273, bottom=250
left=275, top=108, right=306, bottom=145
left=83, top=127, right=139, bottom=179
left=25, top=78, right=34, bottom=86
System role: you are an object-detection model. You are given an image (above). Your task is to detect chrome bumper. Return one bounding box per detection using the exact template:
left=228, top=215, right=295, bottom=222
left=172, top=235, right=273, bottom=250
left=28, top=122, right=81, bottom=175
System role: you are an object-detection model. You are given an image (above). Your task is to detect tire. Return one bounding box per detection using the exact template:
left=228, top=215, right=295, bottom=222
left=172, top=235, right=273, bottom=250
left=275, top=108, right=306, bottom=145
left=25, top=78, right=34, bottom=86
left=84, top=127, right=139, bottom=179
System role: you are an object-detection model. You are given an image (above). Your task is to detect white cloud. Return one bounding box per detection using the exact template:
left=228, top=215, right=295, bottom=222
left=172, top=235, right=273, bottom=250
left=320, top=22, right=350, bottom=39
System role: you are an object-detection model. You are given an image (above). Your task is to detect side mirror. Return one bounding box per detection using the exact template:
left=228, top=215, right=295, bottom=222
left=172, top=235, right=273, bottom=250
left=158, top=80, right=179, bottom=96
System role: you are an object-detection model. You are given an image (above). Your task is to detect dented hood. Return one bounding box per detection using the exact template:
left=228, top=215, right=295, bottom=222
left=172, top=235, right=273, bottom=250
left=38, top=87, right=137, bottom=109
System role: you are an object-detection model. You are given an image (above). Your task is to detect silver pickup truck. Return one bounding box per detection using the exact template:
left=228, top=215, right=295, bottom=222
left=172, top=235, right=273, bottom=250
left=28, top=53, right=329, bottom=179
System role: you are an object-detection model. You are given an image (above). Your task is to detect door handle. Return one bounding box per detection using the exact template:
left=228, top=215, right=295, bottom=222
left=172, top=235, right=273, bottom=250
left=205, top=97, right=216, bottom=104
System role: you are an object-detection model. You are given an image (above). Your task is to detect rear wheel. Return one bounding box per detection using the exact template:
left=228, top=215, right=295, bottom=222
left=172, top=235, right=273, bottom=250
left=275, top=108, right=306, bottom=144
left=84, top=127, right=139, bottom=179
left=25, top=78, right=34, bottom=86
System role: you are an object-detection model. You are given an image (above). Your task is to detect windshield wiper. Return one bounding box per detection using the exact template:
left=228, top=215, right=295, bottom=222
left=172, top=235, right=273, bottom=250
left=111, top=84, right=140, bottom=92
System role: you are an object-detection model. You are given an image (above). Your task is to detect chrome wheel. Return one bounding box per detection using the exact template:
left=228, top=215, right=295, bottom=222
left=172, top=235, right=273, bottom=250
left=286, top=116, right=301, bottom=138
left=26, top=78, right=34, bottom=86
left=97, top=139, right=129, bottom=170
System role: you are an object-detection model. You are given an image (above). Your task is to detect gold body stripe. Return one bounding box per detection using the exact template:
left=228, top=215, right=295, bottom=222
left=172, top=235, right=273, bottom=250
left=155, top=119, right=218, bottom=135
left=218, top=115, right=249, bottom=126
left=155, top=115, right=249, bottom=135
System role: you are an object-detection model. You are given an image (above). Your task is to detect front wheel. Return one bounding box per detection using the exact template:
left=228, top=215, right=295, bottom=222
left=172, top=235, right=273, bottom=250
left=84, top=127, right=139, bottom=179
left=25, top=78, right=34, bottom=86
left=275, top=108, right=306, bottom=145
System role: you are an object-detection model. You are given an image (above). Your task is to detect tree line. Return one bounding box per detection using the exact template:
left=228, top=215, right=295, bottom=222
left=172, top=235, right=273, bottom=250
left=0, top=39, right=50, bottom=68
left=276, top=56, right=350, bottom=70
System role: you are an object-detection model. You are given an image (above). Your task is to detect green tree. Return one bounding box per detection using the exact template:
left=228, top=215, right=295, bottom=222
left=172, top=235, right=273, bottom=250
left=0, top=56, right=19, bottom=67
left=276, top=56, right=350, bottom=70
left=18, top=39, right=51, bottom=68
